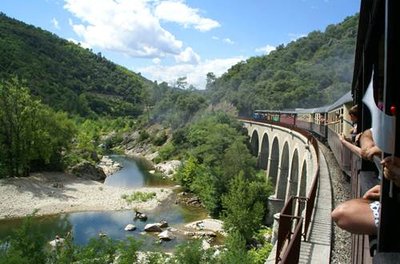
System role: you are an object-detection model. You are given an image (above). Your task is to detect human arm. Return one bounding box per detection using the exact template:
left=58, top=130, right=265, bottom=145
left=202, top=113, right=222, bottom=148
left=339, top=133, right=362, bottom=157
left=360, top=129, right=382, bottom=160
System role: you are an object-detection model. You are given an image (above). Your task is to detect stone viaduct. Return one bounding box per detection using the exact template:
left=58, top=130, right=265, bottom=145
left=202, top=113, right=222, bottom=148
left=241, top=119, right=319, bottom=223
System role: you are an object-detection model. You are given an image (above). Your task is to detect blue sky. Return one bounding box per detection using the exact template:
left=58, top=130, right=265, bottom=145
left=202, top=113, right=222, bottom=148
left=1, top=0, right=360, bottom=89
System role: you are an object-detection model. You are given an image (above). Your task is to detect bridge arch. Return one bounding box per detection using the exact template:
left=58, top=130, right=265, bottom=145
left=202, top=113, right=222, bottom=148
left=276, top=142, right=289, bottom=200
left=269, top=137, right=280, bottom=186
left=250, top=130, right=259, bottom=157
left=287, top=149, right=299, bottom=200
left=259, top=133, right=270, bottom=170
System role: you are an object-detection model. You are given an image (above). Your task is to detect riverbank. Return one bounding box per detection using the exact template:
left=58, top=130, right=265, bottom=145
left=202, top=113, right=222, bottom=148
left=0, top=172, right=173, bottom=220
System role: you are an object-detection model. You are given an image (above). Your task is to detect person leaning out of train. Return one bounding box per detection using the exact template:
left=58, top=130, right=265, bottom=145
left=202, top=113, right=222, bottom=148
left=331, top=129, right=390, bottom=235
left=331, top=155, right=400, bottom=235
left=340, top=105, right=359, bottom=143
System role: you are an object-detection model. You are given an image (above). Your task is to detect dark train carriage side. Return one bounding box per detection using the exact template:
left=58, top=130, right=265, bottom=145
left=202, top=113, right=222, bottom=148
left=351, top=0, right=400, bottom=260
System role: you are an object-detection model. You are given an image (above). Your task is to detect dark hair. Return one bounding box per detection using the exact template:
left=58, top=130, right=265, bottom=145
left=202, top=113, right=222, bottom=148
left=349, top=105, right=358, bottom=116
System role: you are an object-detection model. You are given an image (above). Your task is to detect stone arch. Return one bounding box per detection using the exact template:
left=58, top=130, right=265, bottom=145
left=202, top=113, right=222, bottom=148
left=287, top=149, right=299, bottom=200
left=250, top=130, right=259, bottom=157
left=297, top=160, right=308, bottom=216
left=259, top=133, right=270, bottom=170
left=268, top=137, right=280, bottom=186
left=276, top=142, right=289, bottom=200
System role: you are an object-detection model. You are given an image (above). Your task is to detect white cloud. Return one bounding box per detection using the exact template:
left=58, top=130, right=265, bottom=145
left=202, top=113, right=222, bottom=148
left=152, top=58, right=161, bottom=64
left=51, top=17, right=60, bottom=29
left=174, top=47, right=200, bottom=64
left=138, top=56, right=244, bottom=89
left=223, top=38, right=234, bottom=45
left=64, top=0, right=184, bottom=58
left=63, top=0, right=219, bottom=60
left=255, top=44, right=276, bottom=55
left=154, top=0, right=220, bottom=32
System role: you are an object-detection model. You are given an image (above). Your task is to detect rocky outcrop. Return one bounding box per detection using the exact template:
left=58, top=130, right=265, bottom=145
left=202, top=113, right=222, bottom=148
left=69, top=161, right=106, bottom=182
left=154, top=160, right=182, bottom=178
left=98, top=156, right=122, bottom=176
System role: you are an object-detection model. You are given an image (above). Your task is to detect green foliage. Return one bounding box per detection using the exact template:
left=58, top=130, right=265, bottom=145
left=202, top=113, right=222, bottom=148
left=248, top=243, right=273, bottom=264
left=222, top=173, right=267, bottom=243
left=139, top=130, right=151, bottom=142
left=207, top=15, right=358, bottom=115
left=0, top=13, right=147, bottom=117
left=0, top=78, right=76, bottom=177
left=152, top=130, right=168, bottom=146
left=0, top=213, right=47, bottom=264
left=172, top=239, right=214, bottom=264
left=121, top=191, right=156, bottom=203
left=217, top=231, right=253, bottom=264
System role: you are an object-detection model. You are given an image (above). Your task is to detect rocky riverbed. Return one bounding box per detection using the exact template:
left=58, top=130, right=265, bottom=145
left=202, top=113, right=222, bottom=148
left=0, top=171, right=173, bottom=219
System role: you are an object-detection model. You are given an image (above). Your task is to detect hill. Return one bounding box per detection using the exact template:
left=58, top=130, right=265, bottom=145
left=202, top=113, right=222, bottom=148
left=0, top=12, right=149, bottom=117
left=206, top=15, right=358, bottom=116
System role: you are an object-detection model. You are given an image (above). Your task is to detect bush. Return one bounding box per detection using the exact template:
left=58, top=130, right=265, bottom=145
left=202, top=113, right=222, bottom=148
left=152, top=131, right=168, bottom=146
left=121, top=191, right=156, bottom=203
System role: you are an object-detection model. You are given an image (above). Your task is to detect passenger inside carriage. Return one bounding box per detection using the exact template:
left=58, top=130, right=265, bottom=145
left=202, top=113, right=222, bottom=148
left=330, top=129, right=398, bottom=235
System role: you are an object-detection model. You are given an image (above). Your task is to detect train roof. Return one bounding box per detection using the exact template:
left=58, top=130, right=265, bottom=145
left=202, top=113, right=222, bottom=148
left=254, top=91, right=352, bottom=115
left=326, top=91, right=353, bottom=111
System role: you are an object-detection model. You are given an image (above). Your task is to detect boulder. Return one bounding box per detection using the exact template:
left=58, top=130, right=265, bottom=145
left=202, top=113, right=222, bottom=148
left=69, top=161, right=106, bottom=182
left=158, top=230, right=174, bottom=241
left=124, top=224, right=136, bottom=231
left=144, top=223, right=162, bottom=232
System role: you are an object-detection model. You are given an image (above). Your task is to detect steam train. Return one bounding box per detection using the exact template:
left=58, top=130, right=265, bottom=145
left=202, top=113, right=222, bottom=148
left=253, top=0, right=400, bottom=262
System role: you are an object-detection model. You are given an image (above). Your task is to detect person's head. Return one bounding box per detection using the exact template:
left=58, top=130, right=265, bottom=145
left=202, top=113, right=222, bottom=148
left=349, top=105, right=358, bottom=121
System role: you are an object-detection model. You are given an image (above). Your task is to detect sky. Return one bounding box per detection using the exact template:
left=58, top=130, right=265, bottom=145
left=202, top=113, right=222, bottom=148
left=1, top=0, right=360, bottom=89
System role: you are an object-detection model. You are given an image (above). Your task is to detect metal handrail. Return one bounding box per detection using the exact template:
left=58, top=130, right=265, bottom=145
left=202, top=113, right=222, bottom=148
left=239, top=118, right=321, bottom=263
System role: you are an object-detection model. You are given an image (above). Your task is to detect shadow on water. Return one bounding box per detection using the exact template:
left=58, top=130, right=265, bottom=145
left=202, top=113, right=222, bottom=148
left=104, top=155, right=174, bottom=188
left=0, top=155, right=209, bottom=252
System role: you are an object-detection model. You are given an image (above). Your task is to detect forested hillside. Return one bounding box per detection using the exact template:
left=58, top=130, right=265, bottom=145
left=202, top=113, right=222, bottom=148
left=0, top=13, right=148, bottom=117
left=206, top=15, right=358, bottom=116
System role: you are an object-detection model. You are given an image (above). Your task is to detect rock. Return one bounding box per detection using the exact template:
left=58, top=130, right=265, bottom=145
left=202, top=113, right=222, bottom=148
left=69, top=161, right=106, bottom=182
left=202, top=240, right=211, bottom=250
left=49, top=236, right=65, bottom=247
left=144, top=223, right=162, bottom=232
left=158, top=230, right=174, bottom=241
left=134, top=210, right=148, bottom=221
left=159, top=219, right=168, bottom=228
left=154, top=160, right=182, bottom=178
left=98, top=156, right=123, bottom=176
left=124, top=224, right=136, bottom=231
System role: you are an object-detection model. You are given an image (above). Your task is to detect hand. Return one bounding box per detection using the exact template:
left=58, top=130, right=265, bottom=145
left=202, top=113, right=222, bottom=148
left=361, top=146, right=382, bottom=160
left=363, top=184, right=381, bottom=200
left=381, top=156, right=400, bottom=187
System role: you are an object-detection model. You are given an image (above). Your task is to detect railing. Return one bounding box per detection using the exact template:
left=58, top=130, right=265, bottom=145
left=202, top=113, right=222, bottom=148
left=239, top=118, right=320, bottom=263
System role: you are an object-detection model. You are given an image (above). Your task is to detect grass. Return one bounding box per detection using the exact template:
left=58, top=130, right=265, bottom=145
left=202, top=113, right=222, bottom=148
left=121, top=191, right=157, bottom=204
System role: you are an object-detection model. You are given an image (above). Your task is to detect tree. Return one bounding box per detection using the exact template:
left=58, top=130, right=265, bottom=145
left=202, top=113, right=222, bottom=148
left=0, top=78, right=76, bottom=177
left=222, top=173, right=265, bottom=243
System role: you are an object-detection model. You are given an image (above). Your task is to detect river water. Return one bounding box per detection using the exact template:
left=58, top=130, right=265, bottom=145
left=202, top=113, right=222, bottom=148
left=0, top=155, right=208, bottom=251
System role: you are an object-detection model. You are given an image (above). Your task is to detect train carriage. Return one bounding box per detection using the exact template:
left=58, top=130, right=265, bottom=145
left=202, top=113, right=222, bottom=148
left=251, top=1, right=400, bottom=261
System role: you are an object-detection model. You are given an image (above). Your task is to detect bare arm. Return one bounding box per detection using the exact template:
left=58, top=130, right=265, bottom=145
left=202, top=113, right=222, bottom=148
left=360, top=129, right=382, bottom=160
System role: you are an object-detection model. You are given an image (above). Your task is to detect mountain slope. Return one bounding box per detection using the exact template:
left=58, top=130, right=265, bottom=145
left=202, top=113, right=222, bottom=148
left=206, top=15, right=358, bottom=116
left=0, top=12, right=149, bottom=117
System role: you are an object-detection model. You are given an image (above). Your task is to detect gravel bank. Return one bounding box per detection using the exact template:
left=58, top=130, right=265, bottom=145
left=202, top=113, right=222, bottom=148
left=319, top=142, right=351, bottom=264
left=0, top=172, right=173, bottom=220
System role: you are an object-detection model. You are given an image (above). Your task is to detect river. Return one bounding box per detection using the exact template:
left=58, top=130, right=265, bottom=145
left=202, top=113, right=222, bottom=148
left=0, top=155, right=208, bottom=251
